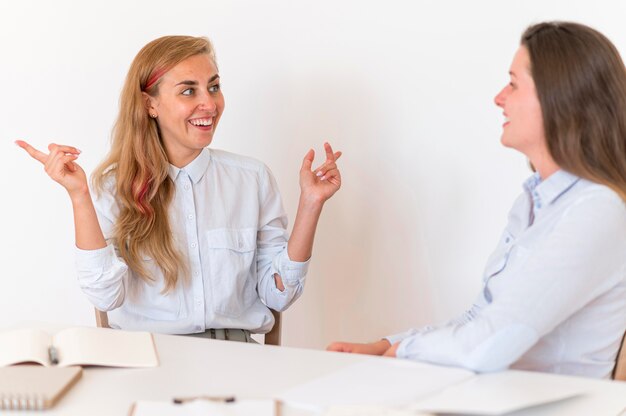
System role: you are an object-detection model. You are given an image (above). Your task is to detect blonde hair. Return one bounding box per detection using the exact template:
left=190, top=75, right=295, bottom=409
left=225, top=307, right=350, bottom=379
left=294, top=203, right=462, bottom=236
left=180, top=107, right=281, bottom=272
left=93, top=36, right=216, bottom=293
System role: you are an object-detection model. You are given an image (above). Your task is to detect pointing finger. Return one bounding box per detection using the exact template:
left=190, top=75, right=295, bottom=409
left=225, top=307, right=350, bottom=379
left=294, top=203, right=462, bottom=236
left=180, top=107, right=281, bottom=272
left=15, top=140, right=48, bottom=164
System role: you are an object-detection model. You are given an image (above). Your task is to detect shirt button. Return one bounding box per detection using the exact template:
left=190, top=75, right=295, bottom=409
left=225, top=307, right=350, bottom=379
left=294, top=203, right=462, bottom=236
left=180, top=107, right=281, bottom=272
left=195, top=326, right=201, bottom=331
left=191, top=242, right=197, bottom=248
left=187, top=214, right=193, bottom=220
left=184, top=184, right=190, bottom=190
left=505, top=237, right=510, bottom=243
left=193, top=271, right=199, bottom=276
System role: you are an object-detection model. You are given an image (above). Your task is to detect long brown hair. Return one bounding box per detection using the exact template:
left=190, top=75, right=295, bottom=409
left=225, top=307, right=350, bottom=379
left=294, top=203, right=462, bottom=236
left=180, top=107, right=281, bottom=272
left=93, top=36, right=216, bottom=293
left=521, top=22, right=626, bottom=199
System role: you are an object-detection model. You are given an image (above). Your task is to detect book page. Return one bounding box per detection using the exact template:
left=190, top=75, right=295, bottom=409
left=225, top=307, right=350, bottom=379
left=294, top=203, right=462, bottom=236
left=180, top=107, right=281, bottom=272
left=278, top=357, right=474, bottom=411
left=409, top=370, right=587, bottom=415
left=0, top=328, right=52, bottom=367
left=52, top=327, right=158, bottom=368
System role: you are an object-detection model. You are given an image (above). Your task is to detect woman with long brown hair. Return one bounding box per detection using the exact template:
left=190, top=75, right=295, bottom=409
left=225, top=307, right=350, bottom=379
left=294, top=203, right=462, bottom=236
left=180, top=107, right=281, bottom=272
left=17, top=35, right=342, bottom=342
left=328, top=21, right=626, bottom=378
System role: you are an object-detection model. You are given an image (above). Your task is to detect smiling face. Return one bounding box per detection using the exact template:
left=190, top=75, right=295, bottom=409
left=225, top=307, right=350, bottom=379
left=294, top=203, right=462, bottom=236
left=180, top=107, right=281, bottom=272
left=144, top=53, right=225, bottom=167
left=494, top=46, right=546, bottom=158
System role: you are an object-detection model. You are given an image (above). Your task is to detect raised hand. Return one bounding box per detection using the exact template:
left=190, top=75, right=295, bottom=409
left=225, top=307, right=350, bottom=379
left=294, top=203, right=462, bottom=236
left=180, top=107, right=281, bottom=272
left=16, top=140, right=88, bottom=197
left=300, top=142, right=342, bottom=205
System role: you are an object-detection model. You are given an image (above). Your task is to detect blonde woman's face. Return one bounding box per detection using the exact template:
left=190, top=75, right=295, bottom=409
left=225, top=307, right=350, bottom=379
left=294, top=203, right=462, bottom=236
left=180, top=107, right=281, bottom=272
left=494, top=46, right=545, bottom=158
left=145, top=54, right=225, bottom=168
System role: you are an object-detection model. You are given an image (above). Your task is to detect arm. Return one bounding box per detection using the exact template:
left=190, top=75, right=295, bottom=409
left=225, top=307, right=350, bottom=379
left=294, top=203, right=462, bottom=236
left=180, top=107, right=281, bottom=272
left=16, top=141, right=106, bottom=250
left=256, top=143, right=342, bottom=310
left=391, top=191, right=626, bottom=372
left=276, top=142, right=342, bottom=289
left=16, top=140, right=128, bottom=311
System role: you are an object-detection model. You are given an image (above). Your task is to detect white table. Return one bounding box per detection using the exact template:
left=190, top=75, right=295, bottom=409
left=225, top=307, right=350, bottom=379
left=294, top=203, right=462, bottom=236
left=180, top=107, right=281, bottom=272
left=5, top=328, right=626, bottom=415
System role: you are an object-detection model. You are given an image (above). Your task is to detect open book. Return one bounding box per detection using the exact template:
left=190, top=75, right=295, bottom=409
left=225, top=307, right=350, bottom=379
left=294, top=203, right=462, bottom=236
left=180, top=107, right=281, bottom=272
left=0, top=327, right=158, bottom=368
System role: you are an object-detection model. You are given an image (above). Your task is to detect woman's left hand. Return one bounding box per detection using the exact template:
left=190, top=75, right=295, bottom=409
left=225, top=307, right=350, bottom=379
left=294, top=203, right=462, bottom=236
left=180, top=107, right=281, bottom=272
left=300, top=142, right=342, bottom=205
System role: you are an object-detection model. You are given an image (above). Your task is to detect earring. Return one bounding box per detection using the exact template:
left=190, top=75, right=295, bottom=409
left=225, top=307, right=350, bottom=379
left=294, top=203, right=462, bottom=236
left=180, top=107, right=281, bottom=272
left=150, top=113, right=157, bottom=118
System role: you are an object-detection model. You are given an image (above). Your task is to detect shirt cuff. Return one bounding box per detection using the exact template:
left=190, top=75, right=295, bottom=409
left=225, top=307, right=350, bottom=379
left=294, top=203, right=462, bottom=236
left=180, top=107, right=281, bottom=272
left=384, top=328, right=418, bottom=347
left=75, top=244, right=116, bottom=276
left=396, top=336, right=415, bottom=359
left=271, top=244, right=310, bottom=284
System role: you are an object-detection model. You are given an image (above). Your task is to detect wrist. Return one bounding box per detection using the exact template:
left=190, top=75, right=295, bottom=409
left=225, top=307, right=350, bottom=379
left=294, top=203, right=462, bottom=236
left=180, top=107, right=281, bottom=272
left=373, top=339, right=392, bottom=354
left=69, top=186, right=92, bottom=205
left=299, top=193, right=325, bottom=211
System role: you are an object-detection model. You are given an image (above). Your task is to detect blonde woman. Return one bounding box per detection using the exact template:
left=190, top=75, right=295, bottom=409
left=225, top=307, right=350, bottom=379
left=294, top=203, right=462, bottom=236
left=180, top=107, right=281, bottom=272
left=17, top=36, right=341, bottom=342
left=329, top=22, right=626, bottom=378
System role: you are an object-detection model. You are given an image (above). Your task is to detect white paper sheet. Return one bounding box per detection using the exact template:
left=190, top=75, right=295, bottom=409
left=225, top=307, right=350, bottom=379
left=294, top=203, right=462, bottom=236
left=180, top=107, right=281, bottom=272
left=410, top=370, right=588, bottom=415
left=131, top=399, right=276, bottom=416
left=278, top=357, right=474, bottom=411
left=324, top=405, right=433, bottom=416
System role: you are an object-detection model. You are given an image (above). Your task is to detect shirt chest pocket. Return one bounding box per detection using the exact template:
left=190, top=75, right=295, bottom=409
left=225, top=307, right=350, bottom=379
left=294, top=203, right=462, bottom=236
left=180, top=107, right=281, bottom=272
left=205, top=228, right=258, bottom=317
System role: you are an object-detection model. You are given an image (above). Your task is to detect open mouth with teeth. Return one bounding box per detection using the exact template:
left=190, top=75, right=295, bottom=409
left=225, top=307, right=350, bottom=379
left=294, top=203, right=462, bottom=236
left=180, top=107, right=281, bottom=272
left=189, top=118, right=214, bottom=129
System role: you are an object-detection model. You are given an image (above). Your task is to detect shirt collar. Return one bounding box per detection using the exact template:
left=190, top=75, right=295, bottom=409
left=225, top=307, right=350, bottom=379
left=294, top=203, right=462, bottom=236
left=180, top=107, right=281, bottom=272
left=167, top=148, right=211, bottom=184
left=523, top=170, right=580, bottom=210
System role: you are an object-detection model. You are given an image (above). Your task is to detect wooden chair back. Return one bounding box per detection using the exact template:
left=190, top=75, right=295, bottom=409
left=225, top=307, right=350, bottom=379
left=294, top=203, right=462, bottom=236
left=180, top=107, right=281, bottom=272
left=613, top=330, right=626, bottom=381
left=94, top=308, right=282, bottom=346
left=265, top=309, right=281, bottom=346
left=94, top=309, right=110, bottom=328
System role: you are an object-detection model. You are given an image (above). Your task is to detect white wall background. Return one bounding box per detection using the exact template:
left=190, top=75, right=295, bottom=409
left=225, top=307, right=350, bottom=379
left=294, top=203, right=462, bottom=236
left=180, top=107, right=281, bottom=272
left=1, top=0, right=624, bottom=349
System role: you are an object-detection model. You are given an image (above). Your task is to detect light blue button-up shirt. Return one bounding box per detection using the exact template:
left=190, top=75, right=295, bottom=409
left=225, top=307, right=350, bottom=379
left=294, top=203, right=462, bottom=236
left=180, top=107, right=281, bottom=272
left=76, top=148, right=308, bottom=334
left=387, top=171, right=626, bottom=378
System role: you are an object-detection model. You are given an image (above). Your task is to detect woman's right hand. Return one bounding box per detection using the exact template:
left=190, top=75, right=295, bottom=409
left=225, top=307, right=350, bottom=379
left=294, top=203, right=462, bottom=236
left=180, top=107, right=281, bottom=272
left=326, top=339, right=391, bottom=355
left=16, top=140, right=88, bottom=198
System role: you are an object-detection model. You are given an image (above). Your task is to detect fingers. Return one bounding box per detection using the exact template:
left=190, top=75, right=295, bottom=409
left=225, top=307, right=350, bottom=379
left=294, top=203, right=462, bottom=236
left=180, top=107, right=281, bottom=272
left=301, top=149, right=315, bottom=171
left=15, top=140, right=48, bottom=164
left=16, top=141, right=82, bottom=165
left=302, top=142, right=342, bottom=181
left=315, top=160, right=342, bottom=181
left=45, top=152, right=79, bottom=178
left=47, top=143, right=81, bottom=155
left=314, top=142, right=342, bottom=177
left=43, top=143, right=81, bottom=178
left=324, top=142, right=335, bottom=160
left=326, top=342, right=352, bottom=353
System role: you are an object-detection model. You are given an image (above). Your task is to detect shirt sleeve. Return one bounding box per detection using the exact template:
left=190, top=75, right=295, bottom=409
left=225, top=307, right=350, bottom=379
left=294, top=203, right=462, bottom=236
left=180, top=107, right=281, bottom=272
left=255, top=165, right=309, bottom=312
left=393, top=190, right=626, bottom=372
left=75, top=181, right=129, bottom=311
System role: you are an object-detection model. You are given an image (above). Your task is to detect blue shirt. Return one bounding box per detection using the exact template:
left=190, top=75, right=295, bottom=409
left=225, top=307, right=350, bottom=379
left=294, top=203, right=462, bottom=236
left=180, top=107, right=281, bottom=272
left=75, top=148, right=309, bottom=334
left=387, top=171, right=626, bottom=378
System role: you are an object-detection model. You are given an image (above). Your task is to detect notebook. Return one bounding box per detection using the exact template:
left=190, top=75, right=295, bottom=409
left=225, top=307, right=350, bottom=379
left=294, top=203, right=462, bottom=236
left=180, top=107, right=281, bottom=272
left=0, top=365, right=82, bottom=410
left=0, top=327, right=158, bottom=368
